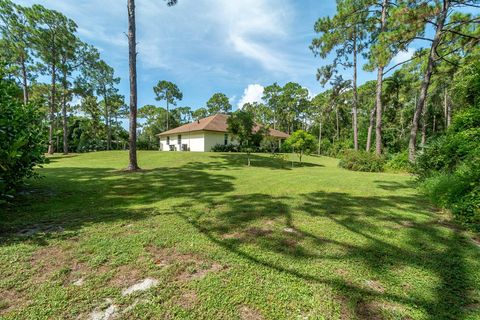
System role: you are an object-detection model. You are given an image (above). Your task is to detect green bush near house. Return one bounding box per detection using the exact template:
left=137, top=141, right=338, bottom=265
left=211, top=144, right=241, bottom=152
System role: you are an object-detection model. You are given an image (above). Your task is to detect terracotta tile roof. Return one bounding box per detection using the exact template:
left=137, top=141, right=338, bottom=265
left=157, top=113, right=289, bottom=139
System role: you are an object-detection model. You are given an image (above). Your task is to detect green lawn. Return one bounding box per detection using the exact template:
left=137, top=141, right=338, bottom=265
left=1, top=151, right=479, bottom=319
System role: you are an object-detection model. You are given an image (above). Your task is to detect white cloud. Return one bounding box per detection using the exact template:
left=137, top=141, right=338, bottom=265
left=229, top=35, right=288, bottom=73
left=237, top=84, right=264, bottom=108
left=215, top=0, right=294, bottom=73
left=392, top=47, right=416, bottom=65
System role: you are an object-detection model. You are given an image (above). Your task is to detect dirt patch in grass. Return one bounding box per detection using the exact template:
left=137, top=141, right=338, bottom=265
left=355, top=300, right=407, bottom=320
left=173, top=290, right=198, bottom=309
left=61, top=260, right=90, bottom=286
left=0, top=289, right=27, bottom=316
left=336, top=295, right=354, bottom=320
left=280, top=238, right=298, bottom=248
left=221, top=232, right=242, bottom=240
left=364, top=280, right=385, bottom=294
left=245, top=227, right=273, bottom=237
left=108, top=264, right=143, bottom=288
left=30, top=245, right=90, bottom=286
left=146, top=245, right=226, bottom=281
left=146, top=245, right=204, bottom=267
left=335, top=268, right=350, bottom=278
left=176, top=262, right=225, bottom=281
left=355, top=300, right=384, bottom=320
left=221, top=227, right=273, bottom=242
left=238, top=305, right=264, bottom=320
left=30, top=246, right=71, bottom=283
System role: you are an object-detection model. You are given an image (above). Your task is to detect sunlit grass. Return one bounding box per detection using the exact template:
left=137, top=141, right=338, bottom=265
left=1, top=151, right=479, bottom=319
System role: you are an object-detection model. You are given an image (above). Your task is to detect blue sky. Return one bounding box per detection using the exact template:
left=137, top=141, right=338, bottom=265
left=17, top=0, right=415, bottom=112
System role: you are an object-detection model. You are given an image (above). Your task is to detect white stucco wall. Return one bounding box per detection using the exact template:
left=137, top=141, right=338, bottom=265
left=158, top=130, right=236, bottom=152
left=203, top=131, right=236, bottom=151
left=159, top=131, right=205, bottom=152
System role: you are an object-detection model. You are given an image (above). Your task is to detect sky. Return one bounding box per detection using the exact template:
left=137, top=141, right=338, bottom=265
left=17, top=0, right=416, bottom=113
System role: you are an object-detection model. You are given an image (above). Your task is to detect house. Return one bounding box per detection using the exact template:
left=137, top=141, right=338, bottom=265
left=157, top=113, right=289, bottom=152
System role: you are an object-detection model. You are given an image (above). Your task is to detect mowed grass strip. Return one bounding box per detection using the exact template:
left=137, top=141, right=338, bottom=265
left=1, top=151, right=479, bottom=319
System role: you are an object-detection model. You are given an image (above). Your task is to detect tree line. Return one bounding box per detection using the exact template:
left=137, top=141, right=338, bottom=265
left=0, top=0, right=128, bottom=155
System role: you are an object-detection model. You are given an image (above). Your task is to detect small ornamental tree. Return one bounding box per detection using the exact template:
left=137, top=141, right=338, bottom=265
left=227, top=110, right=264, bottom=166
left=285, top=130, right=316, bottom=164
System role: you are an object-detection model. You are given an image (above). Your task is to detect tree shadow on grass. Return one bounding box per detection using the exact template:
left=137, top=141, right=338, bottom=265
left=181, top=153, right=323, bottom=171
left=374, top=180, right=416, bottom=191
left=0, top=166, right=235, bottom=245
left=174, top=191, right=479, bottom=319
left=1, top=160, right=478, bottom=319
left=44, top=154, right=79, bottom=163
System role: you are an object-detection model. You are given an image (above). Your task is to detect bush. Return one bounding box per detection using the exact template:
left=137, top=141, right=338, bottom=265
left=385, top=151, right=412, bottom=172
left=420, top=161, right=480, bottom=231
left=0, top=74, right=46, bottom=201
left=415, top=105, right=480, bottom=231
left=211, top=144, right=241, bottom=152
left=339, top=150, right=385, bottom=172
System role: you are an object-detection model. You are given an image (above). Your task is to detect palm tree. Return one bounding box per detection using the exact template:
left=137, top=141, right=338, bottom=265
left=126, top=0, right=178, bottom=171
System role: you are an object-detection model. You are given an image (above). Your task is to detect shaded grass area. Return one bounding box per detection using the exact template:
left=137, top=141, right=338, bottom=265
left=1, top=151, right=479, bottom=319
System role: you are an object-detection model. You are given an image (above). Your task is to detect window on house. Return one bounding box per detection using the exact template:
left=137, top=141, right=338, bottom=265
left=166, top=136, right=170, bottom=145
left=224, top=134, right=228, bottom=145
left=178, top=134, right=181, bottom=145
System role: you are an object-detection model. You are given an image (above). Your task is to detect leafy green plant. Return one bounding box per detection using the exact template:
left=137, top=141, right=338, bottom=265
left=415, top=105, right=480, bottom=231
left=284, top=130, right=316, bottom=163
left=420, top=161, right=480, bottom=231
left=0, top=71, right=46, bottom=201
left=227, top=110, right=264, bottom=166
left=385, top=151, right=412, bottom=172
left=339, top=150, right=385, bottom=172
left=211, top=144, right=240, bottom=152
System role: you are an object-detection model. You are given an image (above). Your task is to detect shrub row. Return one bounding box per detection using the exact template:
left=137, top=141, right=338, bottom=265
left=338, top=150, right=385, bottom=172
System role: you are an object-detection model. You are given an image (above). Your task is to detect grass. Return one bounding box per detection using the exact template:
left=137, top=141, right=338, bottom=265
left=1, top=151, right=479, bottom=319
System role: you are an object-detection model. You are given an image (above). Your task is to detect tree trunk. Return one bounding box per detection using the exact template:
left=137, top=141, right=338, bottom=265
left=20, top=53, right=28, bottom=105
left=374, top=73, right=382, bottom=153
left=48, top=61, right=57, bottom=155
left=62, top=75, right=68, bottom=155
left=335, top=106, right=339, bottom=141
left=366, top=107, right=375, bottom=152
left=318, top=116, right=322, bottom=155
left=408, top=0, right=449, bottom=162
left=166, top=100, right=169, bottom=130
left=447, top=103, right=451, bottom=128
left=444, top=88, right=452, bottom=129
left=103, top=87, right=111, bottom=150
left=374, top=0, right=388, bottom=156
left=421, top=108, right=427, bottom=146
left=127, top=0, right=140, bottom=170
left=352, top=28, right=359, bottom=151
